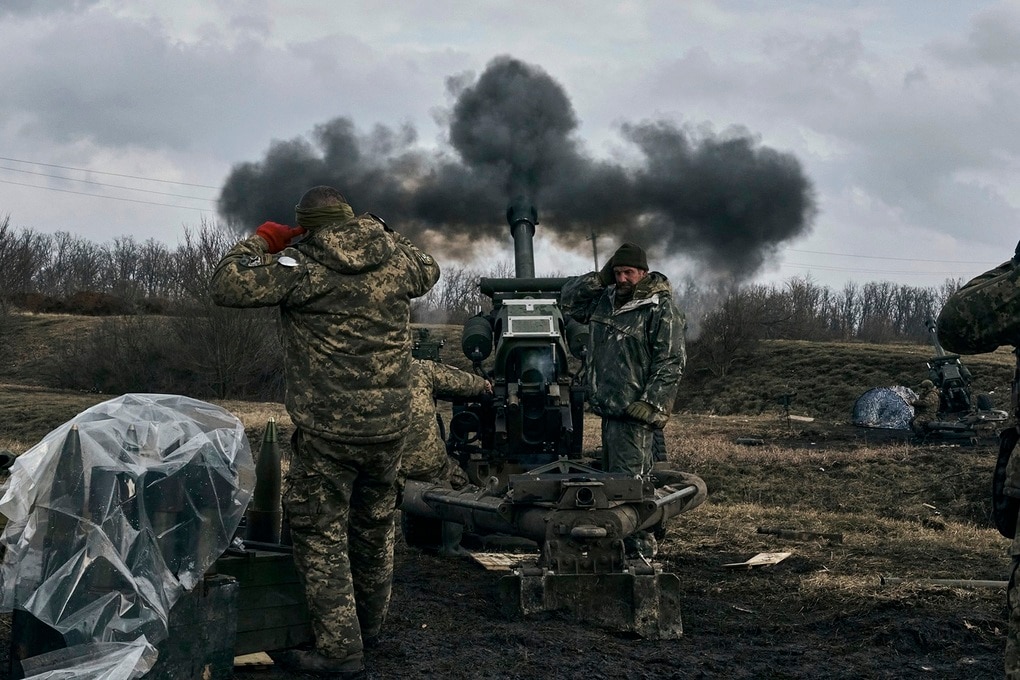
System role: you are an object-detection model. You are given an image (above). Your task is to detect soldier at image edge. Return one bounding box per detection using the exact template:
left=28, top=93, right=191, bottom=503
left=560, top=241, right=686, bottom=559
left=209, top=185, right=440, bottom=679
left=935, top=238, right=1020, bottom=680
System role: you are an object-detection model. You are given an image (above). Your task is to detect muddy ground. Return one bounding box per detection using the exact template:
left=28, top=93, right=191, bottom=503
left=237, top=420, right=1007, bottom=679
left=0, top=420, right=1010, bottom=679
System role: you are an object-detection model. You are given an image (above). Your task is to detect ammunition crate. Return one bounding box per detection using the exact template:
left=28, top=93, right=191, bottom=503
left=9, top=574, right=239, bottom=680
left=212, top=545, right=313, bottom=655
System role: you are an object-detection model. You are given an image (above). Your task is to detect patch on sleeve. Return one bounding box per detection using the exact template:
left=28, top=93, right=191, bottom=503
left=417, top=251, right=435, bottom=265
left=243, top=255, right=266, bottom=268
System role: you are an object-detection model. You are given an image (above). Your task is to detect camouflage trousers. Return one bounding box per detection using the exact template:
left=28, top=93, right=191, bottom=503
left=601, top=417, right=654, bottom=476
left=284, top=430, right=402, bottom=662
left=1009, top=558, right=1020, bottom=679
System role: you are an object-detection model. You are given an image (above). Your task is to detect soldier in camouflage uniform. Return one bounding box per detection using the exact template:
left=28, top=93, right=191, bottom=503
left=909, top=379, right=941, bottom=437
left=561, top=243, right=686, bottom=558
left=936, top=246, right=1020, bottom=679
left=210, top=186, right=439, bottom=678
left=561, top=242, right=686, bottom=476
left=399, top=357, right=491, bottom=555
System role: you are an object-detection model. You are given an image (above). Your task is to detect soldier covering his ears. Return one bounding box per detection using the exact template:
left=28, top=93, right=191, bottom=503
left=210, top=186, right=440, bottom=678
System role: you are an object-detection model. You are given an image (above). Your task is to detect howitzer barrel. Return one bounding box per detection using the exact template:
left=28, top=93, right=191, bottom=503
left=506, top=199, right=539, bottom=278
left=510, top=222, right=536, bottom=279
left=927, top=318, right=947, bottom=357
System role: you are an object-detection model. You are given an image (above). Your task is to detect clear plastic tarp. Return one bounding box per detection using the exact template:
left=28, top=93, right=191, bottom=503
left=851, top=386, right=917, bottom=430
left=21, top=638, right=157, bottom=680
left=0, top=394, right=255, bottom=678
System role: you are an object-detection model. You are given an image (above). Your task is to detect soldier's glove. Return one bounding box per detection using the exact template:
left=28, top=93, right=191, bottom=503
left=626, top=401, right=666, bottom=427
left=256, top=222, right=306, bottom=254
left=597, top=257, right=615, bottom=286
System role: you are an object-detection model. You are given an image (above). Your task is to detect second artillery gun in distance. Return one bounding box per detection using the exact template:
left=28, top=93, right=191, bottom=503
left=399, top=200, right=706, bottom=639
left=921, top=319, right=1007, bottom=439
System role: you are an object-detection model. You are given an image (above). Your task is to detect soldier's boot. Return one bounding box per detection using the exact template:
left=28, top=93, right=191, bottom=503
left=438, top=521, right=469, bottom=557
left=269, top=649, right=366, bottom=678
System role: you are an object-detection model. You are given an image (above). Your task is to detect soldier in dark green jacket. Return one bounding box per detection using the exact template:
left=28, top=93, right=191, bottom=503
left=561, top=242, right=687, bottom=476
left=211, top=185, right=439, bottom=678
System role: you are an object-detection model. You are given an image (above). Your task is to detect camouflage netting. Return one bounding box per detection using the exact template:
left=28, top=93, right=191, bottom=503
left=852, top=386, right=918, bottom=430
left=0, top=394, right=255, bottom=679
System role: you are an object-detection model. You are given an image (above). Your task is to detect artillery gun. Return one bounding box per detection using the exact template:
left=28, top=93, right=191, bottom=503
left=399, top=199, right=706, bottom=639
left=922, top=319, right=1007, bottom=438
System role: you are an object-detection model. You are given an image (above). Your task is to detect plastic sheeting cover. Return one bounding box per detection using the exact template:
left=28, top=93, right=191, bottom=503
left=852, top=386, right=918, bottom=430
left=21, top=638, right=157, bottom=680
left=0, top=393, right=255, bottom=650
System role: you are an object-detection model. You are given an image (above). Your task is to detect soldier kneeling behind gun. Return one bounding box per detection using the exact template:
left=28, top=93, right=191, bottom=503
left=937, top=240, right=1020, bottom=680
left=397, top=350, right=491, bottom=556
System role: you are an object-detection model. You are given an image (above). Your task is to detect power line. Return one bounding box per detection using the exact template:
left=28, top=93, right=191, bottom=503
left=0, top=178, right=213, bottom=212
left=786, top=247, right=993, bottom=265
left=780, top=261, right=974, bottom=276
left=0, top=155, right=220, bottom=189
left=0, top=165, right=217, bottom=203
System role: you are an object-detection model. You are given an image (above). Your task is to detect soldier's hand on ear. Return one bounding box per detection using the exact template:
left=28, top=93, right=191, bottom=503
left=256, top=222, right=306, bottom=254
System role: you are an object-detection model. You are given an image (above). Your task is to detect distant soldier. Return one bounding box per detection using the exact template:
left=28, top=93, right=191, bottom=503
left=210, top=185, right=440, bottom=678
left=399, top=356, right=491, bottom=555
left=561, top=242, right=686, bottom=558
left=936, top=242, right=1020, bottom=679
left=909, top=379, right=940, bottom=437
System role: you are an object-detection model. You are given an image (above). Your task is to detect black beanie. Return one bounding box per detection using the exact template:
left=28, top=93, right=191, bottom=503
left=612, top=242, right=648, bottom=270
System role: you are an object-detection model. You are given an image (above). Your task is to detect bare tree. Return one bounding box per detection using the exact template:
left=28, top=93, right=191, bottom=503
left=0, top=219, right=51, bottom=299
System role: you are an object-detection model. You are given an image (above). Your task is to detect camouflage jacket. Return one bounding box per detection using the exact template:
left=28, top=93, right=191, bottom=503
left=400, top=359, right=488, bottom=482
left=937, top=257, right=1020, bottom=550
left=937, top=259, right=1020, bottom=355
left=911, top=388, right=940, bottom=423
left=560, top=271, right=686, bottom=421
left=210, top=214, right=440, bottom=443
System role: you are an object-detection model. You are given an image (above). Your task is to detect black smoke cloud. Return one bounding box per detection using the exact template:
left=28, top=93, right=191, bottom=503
left=218, top=55, right=816, bottom=279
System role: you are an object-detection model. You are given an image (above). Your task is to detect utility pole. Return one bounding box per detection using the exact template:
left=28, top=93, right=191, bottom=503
left=586, top=228, right=599, bottom=269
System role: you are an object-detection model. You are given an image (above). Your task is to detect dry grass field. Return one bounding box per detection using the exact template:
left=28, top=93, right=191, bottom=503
left=0, top=312, right=1014, bottom=678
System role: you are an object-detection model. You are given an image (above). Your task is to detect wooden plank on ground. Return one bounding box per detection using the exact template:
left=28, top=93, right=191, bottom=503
left=471, top=552, right=524, bottom=572
left=234, top=652, right=273, bottom=668
left=723, top=552, right=792, bottom=569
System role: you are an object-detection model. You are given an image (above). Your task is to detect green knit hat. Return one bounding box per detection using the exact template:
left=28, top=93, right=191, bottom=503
left=612, top=242, right=648, bottom=270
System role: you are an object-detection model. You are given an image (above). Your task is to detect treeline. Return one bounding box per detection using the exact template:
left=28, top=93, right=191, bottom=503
left=0, top=216, right=963, bottom=398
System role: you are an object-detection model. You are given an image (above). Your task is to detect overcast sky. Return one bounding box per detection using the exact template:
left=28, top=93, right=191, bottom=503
left=1, top=0, right=1018, bottom=289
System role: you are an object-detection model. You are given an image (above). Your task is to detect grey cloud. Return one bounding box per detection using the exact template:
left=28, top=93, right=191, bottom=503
left=0, top=9, right=447, bottom=162
left=635, top=23, right=1020, bottom=251
left=0, top=0, right=100, bottom=17
left=929, top=4, right=1020, bottom=67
